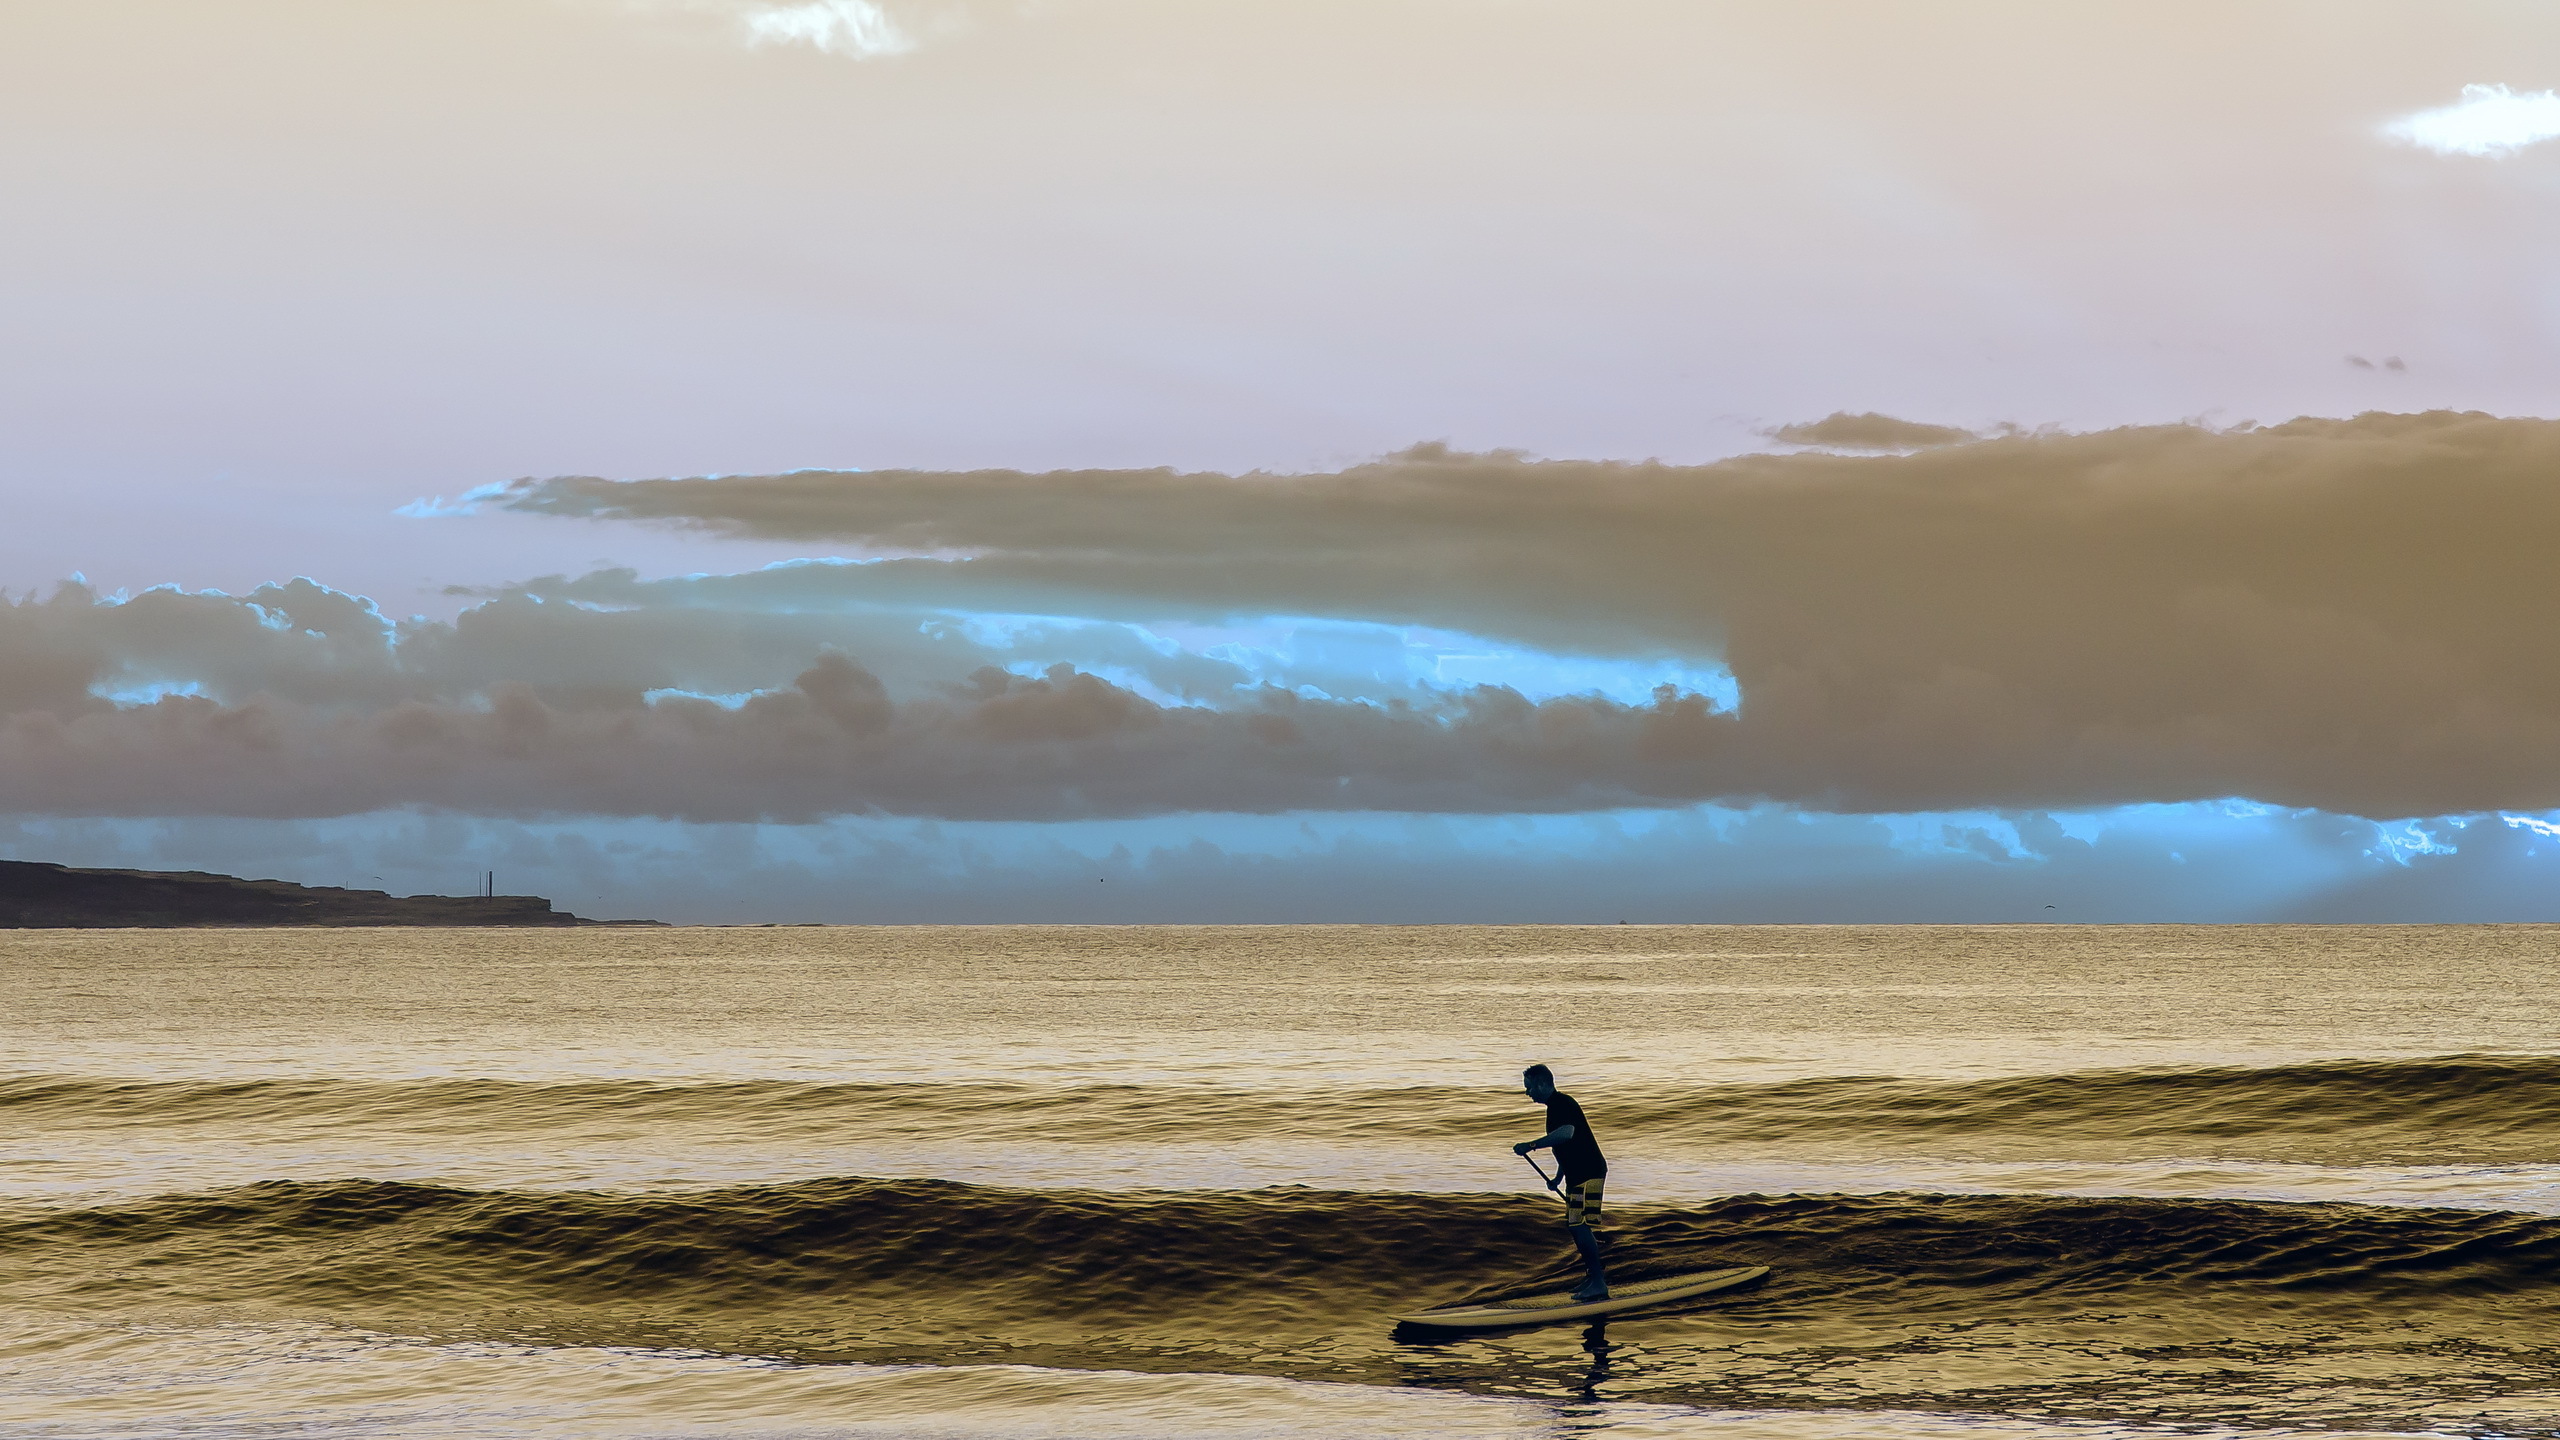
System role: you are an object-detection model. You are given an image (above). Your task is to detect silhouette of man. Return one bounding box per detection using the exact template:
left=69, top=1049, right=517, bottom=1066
left=1515, top=1062, right=1609, bottom=1300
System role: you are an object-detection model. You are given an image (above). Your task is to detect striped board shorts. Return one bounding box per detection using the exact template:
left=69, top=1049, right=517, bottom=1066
left=1565, top=1176, right=1605, bottom=1227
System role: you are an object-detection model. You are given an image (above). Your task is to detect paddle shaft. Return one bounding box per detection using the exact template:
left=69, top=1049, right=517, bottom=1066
left=1521, top=1151, right=1563, bottom=1195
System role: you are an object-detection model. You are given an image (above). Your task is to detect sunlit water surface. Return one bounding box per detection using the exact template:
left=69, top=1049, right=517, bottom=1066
left=8, top=925, right=2560, bottom=1437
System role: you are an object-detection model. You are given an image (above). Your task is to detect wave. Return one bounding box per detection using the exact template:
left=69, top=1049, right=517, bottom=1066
left=13, top=1054, right=2560, bottom=1162
left=1639, top=1053, right=2560, bottom=1159
left=9, top=1178, right=2560, bottom=1329
left=16, top=1178, right=2560, bottom=1428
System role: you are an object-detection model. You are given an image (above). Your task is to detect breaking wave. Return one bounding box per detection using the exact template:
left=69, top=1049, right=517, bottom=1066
left=10, top=1177, right=2560, bottom=1342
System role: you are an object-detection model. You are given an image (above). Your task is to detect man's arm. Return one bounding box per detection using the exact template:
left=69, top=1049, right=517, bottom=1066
left=1513, top=1123, right=1577, bottom=1156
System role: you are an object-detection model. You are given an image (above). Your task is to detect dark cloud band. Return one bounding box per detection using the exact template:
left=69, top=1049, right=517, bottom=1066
left=481, top=412, right=2560, bottom=818
left=11, top=411, right=2555, bottom=821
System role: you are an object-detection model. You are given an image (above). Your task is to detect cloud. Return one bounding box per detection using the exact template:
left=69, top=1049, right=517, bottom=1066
left=0, top=646, right=1741, bottom=823
left=1768, top=412, right=1980, bottom=450
left=21, top=412, right=2560, bottom=824
left=0, top=578, right=1751, bottom=822
left=2382, top=83, right=2560, bottom=157
left=393, top=482, right=516, bottom=519
left=736, top=0, right=915, bottom=58
left=610, top=0, right=926, bottom=60
left=487, top=412, right=2560, bottom=818
left=471, top=564, right=1737, bottom=709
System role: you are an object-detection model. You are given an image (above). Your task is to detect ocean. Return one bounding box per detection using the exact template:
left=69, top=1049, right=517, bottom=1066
left=8, top=924, right=2560, bottom=1438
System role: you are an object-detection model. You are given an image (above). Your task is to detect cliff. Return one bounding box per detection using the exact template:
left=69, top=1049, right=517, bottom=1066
left=0, top=860, right=658, bottom=928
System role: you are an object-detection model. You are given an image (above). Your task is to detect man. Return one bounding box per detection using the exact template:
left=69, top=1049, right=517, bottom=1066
left=1514, top=1062, right=1609, bottom=1301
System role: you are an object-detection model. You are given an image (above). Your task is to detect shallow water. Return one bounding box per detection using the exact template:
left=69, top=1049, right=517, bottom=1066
left=8, top=924, right=2560, bottom=1437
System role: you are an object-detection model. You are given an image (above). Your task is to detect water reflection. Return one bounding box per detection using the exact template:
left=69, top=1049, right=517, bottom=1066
left=1579, top=1320, right=1615, bottom=1400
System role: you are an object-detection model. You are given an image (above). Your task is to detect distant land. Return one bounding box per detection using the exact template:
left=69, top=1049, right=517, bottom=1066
left=0, top=861, right=661, bottom=928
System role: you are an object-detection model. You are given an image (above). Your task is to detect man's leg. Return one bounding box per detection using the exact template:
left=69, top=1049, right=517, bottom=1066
left=1569, top=1224, right=1608, bottom=1299
left=1567, top=1179, right=1608, bottom=1300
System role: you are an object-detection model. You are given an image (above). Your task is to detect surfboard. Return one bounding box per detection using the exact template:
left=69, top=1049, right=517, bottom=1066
left=1391, top=1264, right=1770, bottom=1330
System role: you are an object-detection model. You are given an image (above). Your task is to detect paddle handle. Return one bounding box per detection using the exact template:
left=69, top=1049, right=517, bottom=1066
left=1521, top=1151, right=1562, bottom=1194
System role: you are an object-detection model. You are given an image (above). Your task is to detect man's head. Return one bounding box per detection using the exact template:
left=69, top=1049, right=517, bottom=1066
left=1522, top=1063, right=1556, bottom=1102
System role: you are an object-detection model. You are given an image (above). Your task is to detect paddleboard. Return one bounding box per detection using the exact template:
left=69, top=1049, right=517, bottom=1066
left=1391, top=1264, right=1769, bottom=1330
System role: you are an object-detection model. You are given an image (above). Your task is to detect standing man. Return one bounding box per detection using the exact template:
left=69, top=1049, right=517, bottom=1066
left=1515, top=1063, right=1609, bottom=1301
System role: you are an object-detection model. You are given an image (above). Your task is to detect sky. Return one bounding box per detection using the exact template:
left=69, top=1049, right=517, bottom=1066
left=8, top=0, right=2560, bottom=921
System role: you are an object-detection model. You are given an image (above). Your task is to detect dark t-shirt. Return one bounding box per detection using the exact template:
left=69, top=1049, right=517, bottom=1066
left=1545, top=1091, right=1607, bottom=1182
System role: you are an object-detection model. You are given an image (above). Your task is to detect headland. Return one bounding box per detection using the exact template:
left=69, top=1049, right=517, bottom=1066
left=0, top=860, right=658, bottom=927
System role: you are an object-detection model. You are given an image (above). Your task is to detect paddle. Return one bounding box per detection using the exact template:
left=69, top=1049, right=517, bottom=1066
left=1521, top=1151, right=1563, bottom=1197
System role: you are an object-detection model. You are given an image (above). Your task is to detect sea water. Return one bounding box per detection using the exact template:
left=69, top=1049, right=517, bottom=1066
left=7, top=924, right=2560, bottom=1437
